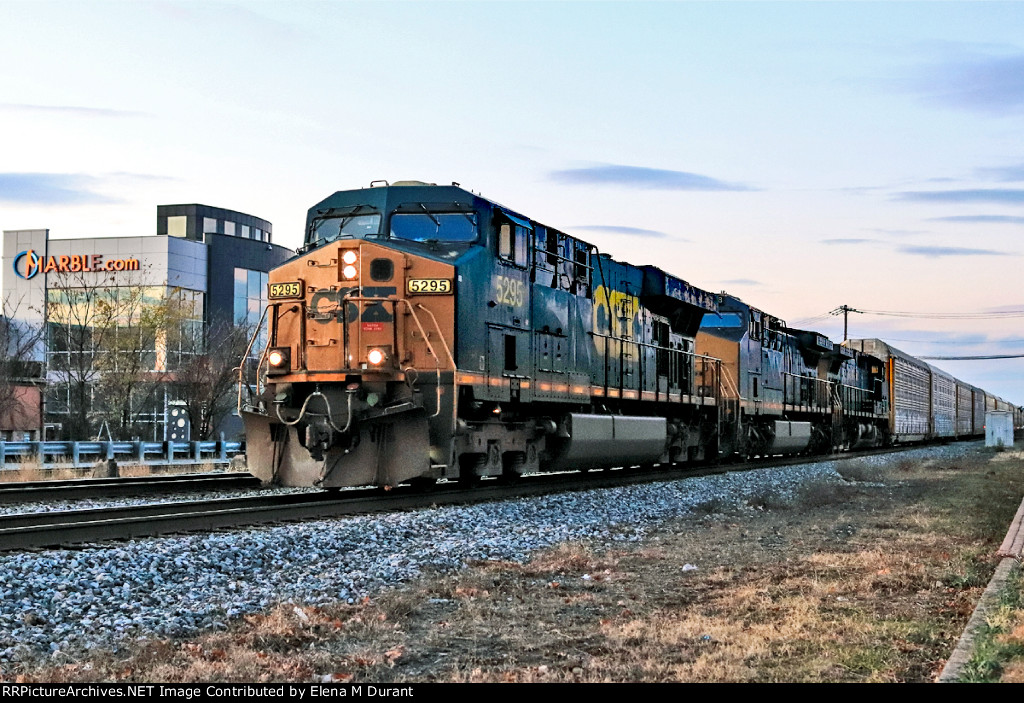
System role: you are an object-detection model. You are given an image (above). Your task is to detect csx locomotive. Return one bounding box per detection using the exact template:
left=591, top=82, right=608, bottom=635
left=239, top=181, right=1019, bottom=488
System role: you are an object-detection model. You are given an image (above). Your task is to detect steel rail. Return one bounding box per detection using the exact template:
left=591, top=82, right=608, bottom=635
left=0, top=444, right=926, bottom=553
left=0, top=472, right=261, bottom=505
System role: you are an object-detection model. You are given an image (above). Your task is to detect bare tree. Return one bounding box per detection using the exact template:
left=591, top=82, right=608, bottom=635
left=91, top=285, right=183, bottom=438
left=0, top=296, right=45, bottom=437
left=45, top=271, right=107, bottom=438
left=169, top=320, right=255, bottom=440
left=46, top=270, right=189, bottom=439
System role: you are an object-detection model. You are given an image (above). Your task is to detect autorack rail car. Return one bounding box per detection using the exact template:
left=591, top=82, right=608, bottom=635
left=239, top=181, right=1019, bottom=488
left=844, top=339, right=1021, bottom=443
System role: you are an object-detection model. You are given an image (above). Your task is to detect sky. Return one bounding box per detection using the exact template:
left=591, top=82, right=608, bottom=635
left=2, top=0, right=1024, bottom=402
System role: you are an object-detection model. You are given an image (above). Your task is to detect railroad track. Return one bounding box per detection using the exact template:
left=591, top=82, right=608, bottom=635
left=0, top=472, right=262, bottom=505
left=0, top=445, right=924, bottom=553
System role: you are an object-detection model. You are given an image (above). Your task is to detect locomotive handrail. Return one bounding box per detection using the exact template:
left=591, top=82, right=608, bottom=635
left=414, top=303, right=459, bottom=427
left=781, top=371, right=832, bottom=408
left=532, top=249, right=594, bottom=272
left=589, top=330, right=721, bottom=403
left=720, top=366, right=742, bottom=400
left=236, top=303, right=273, bottom=416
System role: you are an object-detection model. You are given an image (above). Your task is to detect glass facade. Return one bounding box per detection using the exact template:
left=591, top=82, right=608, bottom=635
left=233, top=268, right=268, bottom=327
left=44, top=285, right=205, bottom=440
left=234, top=268, right=268, bottom=355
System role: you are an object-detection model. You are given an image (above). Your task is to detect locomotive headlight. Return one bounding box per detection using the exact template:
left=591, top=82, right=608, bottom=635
left=341, top=250, right=358, bottom=265
left=367, top=348, right=387, bottom=366
left=342, top=264, right=359, bottom=280
left=267, top=347, right=290, bottom=374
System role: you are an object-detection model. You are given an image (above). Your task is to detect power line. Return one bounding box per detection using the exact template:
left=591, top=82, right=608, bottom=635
left=883, top=336, right=1024, bottom=345
left=790, top=309, right=837, bottom=325
left=917, top=354, right=1024, bottom=360
left=857, top=308, right=1024, bottom=319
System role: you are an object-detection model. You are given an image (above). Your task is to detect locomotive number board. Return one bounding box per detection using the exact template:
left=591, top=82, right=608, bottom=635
left=407, top=278, right=453, bottom=295
left=268, top=280, right=304, bottom=299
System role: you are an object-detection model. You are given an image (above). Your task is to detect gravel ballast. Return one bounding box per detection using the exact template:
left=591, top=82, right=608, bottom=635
left=0, top=443, right=980, bottom=667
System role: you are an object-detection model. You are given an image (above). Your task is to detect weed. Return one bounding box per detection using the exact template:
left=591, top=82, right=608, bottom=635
left=959, top=567, right=1024, bottom=682
left=894, top=459, right=918, bottom=474
left=745, top=489, right=791, bottom=511
left=691, top=497, right=726, bottom=516
left=836, top=459, right=886, bottom=483
left=795, top=480, right=858, bottom=508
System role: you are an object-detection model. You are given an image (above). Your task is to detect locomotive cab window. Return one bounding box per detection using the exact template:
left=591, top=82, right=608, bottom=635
left=497, top=221, right=529, bottom=267
left=391, top=211, right=478, bottom=243
left=572, top=242, right=591, bottom=297
left=308, top=212, right=381, bottom=247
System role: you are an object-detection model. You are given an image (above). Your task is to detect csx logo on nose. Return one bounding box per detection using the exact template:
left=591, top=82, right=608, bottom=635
left=309, top=287, right=396, bottom=324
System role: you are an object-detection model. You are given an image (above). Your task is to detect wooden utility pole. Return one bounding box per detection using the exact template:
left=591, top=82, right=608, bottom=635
left=833, top=305, right=862, bottom=340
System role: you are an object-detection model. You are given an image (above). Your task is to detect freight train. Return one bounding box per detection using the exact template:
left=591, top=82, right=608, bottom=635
left=239, top=181, right=1022, bottom=488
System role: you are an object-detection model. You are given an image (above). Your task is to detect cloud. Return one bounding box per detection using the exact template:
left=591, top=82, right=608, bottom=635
left=930, top=215, right=1024, bottom=225
left=572, top=225, right=677, bottom=240
left=0, top=103, right=147, bottom=118
left=821, top=238, right=877, bottom=245
left=550, top=164, right=753, bottom=191
left=0, top=173, right=117, bottom=205
left=985, top=304, right=1024, bottom=313
left=868, top=228, right=925, bottom=238
left=976, top=164, right=1024, bottom=182
left=915, top=51, right=1024, bottom=114
left=895, top=189, right=1024, bottom=205
left=896, top=244, right=1011, bottom=258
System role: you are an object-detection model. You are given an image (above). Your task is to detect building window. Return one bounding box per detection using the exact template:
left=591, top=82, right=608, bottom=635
left=167, top=216, right=187, bottom=238
left=241, top=225, right=250, bottom=239
left=43, top=285, right=204, bottom=440
left=234, top=265, right=267, bottom=322
left=234, top=268, right=268, bottom=355
left=203, top=218, right=218, bottom=235
left=224, top=221, right=236, bottom=236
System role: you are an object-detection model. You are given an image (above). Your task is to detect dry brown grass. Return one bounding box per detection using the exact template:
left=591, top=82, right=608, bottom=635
left=0, top=459, right=228, bottom=483
left=0, top=460, right=84, bottom=483
left=1000, top=615, right=1024, bottom=683
left=835, top=458, right=887, bottom=483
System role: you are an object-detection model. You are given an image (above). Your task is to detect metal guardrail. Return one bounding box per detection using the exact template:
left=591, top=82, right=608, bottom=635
left=0, top=437, right=244, bottom=470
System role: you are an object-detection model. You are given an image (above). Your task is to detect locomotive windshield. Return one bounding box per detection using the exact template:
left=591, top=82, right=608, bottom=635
left=308, top=213, right=382, bottom=246
left=390, top=212, right=478, bottom=243
left=700, top=312, right=744, bottom=329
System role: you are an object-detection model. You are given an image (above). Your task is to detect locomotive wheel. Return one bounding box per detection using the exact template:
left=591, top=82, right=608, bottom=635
left=458, top=453, right=486, bottom=486
left=407, top=476, right=437, bottom=492
left=499, top=451, right=526, bottom=484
